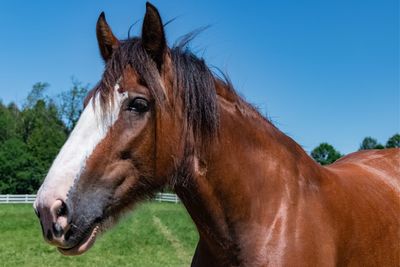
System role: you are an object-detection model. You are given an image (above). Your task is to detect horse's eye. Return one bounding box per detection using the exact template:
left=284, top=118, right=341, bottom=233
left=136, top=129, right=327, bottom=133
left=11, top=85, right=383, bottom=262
left=127, top=97, right=149, bottom=113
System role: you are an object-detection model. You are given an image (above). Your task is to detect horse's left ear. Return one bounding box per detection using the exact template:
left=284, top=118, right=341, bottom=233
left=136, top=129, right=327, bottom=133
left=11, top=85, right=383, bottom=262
left=96, top=12, right=119, bottom=62
left=142, top=2, right=166, bottom=70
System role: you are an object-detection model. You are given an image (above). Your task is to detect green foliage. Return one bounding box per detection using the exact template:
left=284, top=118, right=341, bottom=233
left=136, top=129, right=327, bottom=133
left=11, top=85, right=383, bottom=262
left=0, top=102, right=19, bottom=143
left=24, top=82, right=50, bottom=109
left=359, top=136, right=384, bottom=150
left=311, top=143, right=342, bottom=165
left=0, top=82, right=69, bottom=193
left=386, top=133, right=400, bottom=148
left=0, top=138, right=35, bottom=193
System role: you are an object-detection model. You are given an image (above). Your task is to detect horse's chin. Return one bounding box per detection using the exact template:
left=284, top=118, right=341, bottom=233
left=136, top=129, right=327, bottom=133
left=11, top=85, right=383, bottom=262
left=56, top=214, right=119, bottom=256
left=57, top=225, right=100, bottom=256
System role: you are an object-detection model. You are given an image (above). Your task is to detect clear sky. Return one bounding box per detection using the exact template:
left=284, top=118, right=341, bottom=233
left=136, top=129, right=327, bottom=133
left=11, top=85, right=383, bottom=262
left=0, top=0, right=398, bottom=154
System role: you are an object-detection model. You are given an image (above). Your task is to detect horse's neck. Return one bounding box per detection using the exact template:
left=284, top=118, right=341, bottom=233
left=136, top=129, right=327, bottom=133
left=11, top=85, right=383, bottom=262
left=175, top=93, right=324, bottom=264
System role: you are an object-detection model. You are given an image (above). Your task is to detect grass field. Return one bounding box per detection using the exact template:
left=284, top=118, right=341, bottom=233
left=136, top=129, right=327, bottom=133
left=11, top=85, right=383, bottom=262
left=0, top=202, right=198, bottom=267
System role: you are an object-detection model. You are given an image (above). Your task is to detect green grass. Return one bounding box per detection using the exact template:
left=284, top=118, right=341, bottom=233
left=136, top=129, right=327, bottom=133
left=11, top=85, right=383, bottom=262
left=0, top=202, right=198, bottom=267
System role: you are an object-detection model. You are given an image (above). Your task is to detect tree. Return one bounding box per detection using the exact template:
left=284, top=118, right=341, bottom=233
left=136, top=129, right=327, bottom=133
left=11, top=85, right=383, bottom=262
left=0, top=101, right=19, bottom=143
left=359, top=137, right=384, bottom=150
left=0, top=138, right=36, bottom=194
left=58, top=78, right=88, bottom=133
left=24, top=82, right=50, bottom=109
left=386, top=134, right=400, bottom=148
left=11, top=83, right=68, bottom=191
left=21, top=99, right=67, bottom=188
left=0, top=80, right=87, bottom=194
left=311, top=143, right=342, bottom=165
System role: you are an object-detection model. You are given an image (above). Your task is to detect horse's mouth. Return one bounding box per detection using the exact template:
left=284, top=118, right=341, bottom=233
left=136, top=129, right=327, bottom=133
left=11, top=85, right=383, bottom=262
left=57, top=224, right=100, bottom=256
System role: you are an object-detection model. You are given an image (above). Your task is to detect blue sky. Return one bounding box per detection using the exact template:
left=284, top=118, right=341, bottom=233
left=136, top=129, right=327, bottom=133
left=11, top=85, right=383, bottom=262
left=0, top=0, right=398, bottom=154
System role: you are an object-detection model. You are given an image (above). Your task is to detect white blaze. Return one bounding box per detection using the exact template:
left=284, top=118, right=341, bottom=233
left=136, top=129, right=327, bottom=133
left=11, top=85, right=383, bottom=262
left=35, top=83, right=127, bottom=208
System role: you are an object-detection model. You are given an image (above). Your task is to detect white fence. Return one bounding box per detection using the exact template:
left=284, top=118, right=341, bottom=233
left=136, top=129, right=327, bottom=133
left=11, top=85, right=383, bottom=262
left=0, top=194, right=37, bottom=204
left=0, top=193, right=180, bottom=204
left=153, top=192, right=180, bottom=203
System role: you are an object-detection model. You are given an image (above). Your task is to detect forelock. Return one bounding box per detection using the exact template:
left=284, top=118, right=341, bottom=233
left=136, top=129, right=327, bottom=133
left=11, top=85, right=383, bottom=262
left=92, top=34, right=235, bottom=146
left=94, top=38, right=166, bottom=113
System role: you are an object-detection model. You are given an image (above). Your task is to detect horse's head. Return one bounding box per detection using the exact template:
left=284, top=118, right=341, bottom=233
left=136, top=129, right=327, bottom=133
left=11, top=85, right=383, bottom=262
left=34, top=2, right=219, bottom=255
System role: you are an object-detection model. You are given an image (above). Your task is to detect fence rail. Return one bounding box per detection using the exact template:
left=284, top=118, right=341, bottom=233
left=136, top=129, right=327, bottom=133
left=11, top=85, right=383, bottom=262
left=153, top=193, right=180, bottom=203
left=0, top=193, right=180, bottom=204
left=0, top=194, right=37, bottom=204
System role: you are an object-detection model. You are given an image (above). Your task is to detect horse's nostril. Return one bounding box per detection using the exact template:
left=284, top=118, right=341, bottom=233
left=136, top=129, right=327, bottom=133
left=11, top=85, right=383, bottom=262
left=64, top=228, right=73, bottom=241
left=56, top=201, right=68, bottom=217
left=52, top=222, right=64, bottom=238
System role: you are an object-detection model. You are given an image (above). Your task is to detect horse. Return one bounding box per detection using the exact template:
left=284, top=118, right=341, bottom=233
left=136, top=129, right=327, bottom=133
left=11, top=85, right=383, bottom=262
left=34, top=2, right=400, bottom=266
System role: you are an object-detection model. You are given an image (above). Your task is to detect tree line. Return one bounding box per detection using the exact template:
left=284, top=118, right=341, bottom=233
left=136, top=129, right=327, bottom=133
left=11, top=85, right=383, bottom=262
left=0, top=81, right=398, bottom=193
left=311, top=134, right=400, bottom=165
left=0, top=80, right=88, bottom=194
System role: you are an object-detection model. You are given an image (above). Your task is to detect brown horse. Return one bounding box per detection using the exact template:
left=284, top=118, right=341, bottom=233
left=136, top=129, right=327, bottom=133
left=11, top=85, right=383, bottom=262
left=34, top=3, right=399, bottom=266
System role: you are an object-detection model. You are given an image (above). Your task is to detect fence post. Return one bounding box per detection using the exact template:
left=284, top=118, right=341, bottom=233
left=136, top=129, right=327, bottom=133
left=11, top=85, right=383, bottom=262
left=6, top=194, right=9, bottom=203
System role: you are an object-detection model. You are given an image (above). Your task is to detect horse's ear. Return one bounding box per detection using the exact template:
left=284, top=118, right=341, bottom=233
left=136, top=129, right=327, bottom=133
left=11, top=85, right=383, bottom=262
left=142, top=2, right=166, bottom=70
left=96, top=12, right=119, bottom=62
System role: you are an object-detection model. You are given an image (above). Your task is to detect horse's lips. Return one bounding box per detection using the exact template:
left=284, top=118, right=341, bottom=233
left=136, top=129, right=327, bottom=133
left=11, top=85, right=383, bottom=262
left=57, top=225, right=100, bottom=256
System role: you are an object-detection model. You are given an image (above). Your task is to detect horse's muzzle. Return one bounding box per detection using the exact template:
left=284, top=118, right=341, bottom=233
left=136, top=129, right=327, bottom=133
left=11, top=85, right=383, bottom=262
left=34, top=199, right=72, bottom=248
